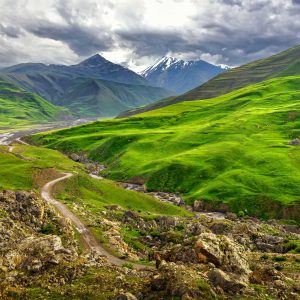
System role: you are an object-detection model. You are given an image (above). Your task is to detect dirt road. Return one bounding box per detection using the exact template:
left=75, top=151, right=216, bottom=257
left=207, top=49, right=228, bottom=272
left=41, top=172, right=152, bottom=270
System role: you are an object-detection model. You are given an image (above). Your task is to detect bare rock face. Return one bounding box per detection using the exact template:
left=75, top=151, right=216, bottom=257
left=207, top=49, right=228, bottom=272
left=195, top=232, right=251, bottom=290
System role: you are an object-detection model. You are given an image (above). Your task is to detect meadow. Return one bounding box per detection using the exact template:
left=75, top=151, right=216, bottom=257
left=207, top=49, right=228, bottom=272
left=31, top=75, right=300, bottom=220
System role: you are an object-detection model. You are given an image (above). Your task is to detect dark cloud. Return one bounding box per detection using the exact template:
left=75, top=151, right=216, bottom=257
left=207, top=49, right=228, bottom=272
left=0, top=24, right=21, bottom=38
left=0, top=0, right=299, bottom=69
left=27, top=21, right=113, bottom=56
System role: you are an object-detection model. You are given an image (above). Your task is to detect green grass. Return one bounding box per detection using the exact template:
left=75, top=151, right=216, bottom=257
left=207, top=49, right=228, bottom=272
left=0, top=78, right=70, bottom=130
left=0, top=145, right=188, bottom=217
left=31, top=75, right=300, bottom=220
left=0, top=145, right=81, bottom=190
left=55, top=173, right=190, bottom=217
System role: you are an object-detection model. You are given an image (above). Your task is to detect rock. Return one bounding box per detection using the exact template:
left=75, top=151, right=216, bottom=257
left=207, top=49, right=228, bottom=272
left=105, top=205, right=122, bottom=211
left=208, top=268, right=247, bottom=293
left=70, top=153, right=80, bottom=162
left=254, top=234, right=284, bottom=253
left=158, top=216, right=177, bottom=229
left=288, top=138, right=300, bottom=146
left=225, top=212, right=238, bottom=221
left=114, top=293, right=138, bottom=300
left=124, top=210, right=140, bottom=220
left=195, top=233, right=251, bottom=280
left=193, top=200, right=204, bottom=212
left=209, top=221, right=231, bottom=234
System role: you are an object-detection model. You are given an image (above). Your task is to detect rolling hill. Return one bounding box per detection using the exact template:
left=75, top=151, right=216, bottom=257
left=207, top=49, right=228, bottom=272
left=31, top=74, right=300, bottom=221
left=140, top=56, right=225, bottom=94
left=0, top=78, right=71, bottom=129
left=0, top=54, right=173, bottom=117
left=120, top=45, right=300, bottom=117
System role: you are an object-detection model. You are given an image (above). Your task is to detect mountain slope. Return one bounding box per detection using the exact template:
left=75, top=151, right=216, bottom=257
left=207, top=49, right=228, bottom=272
left=0, top=79, right=70, bottom=129
left=2, top=54, right=149, bottom=86
left=121, top=45, right=300, bottom=117
left=0, top=55, right=173, bottom=117
left=141, top=56, right=225, bottom=94
left=32, top=75, right=300, bottom=220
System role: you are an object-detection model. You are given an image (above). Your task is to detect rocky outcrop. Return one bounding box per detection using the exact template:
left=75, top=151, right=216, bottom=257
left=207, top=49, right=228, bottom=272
left=195, top=233, right=251, bottom=274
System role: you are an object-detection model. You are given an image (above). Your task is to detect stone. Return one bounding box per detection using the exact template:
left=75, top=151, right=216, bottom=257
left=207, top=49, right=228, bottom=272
left=193, top=200, right=204, bottom=212
left=195, top=233, right=251, bottom=279
left=158, top=216, right=177, bottom=229
left=124, top=210, right=139, bottom=220
left=208, top=268, right=247, bottom=293
left=288, top=138, right=300, bottom=146
left=114, top=293, right=138, bottom=300
left=70, top=153, right=80, bottom=162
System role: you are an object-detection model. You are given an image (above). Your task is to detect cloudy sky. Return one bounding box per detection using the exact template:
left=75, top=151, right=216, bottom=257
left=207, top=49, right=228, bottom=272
left=0, top=0, right=300, bottom=71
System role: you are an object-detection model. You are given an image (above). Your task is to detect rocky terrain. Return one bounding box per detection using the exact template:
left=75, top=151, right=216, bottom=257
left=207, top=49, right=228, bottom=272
left=0, top=153, right=299, bottom=299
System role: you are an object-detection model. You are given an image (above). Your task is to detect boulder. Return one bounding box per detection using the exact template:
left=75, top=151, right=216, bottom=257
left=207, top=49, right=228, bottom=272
left=114, top=293, right=138, bottom=300
left=288, top=138, right=300, bottom=146
left=124, top=210, right=140, bottom=220
left=208, top=268, right=247, bottom=293
left=70, top=153, right=80, bottom=162
left=158, top=216, right=177, bottom=229
left=195, top=233, right=251, bottom=279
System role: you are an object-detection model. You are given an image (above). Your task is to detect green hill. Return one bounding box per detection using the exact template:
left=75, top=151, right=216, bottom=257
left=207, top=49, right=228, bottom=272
left=120, top=45, right=300, bottom=117
left=31, top=75, right=300, bottom=220
left=0, top=79, right=70, bottom=129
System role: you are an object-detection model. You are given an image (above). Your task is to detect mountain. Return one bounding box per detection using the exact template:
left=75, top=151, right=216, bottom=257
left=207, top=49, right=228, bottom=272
left=120, top=45, right=300, bottom=117
left=140, top=56, right=225, bottom=94
left=2, top=54, right=149, bottom=86
left=32, top=74, right=300, bottom=221
left=0, top=54, right=173, bottom=117
left=0, top=78, right=70, bottom=129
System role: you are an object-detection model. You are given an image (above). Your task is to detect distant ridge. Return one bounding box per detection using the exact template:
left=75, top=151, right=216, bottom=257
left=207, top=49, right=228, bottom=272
left=140, top=56, right=225, bottom=94
left=120, top=45, right=300, bottom=117
left=0, top=54, right=173, bottom=117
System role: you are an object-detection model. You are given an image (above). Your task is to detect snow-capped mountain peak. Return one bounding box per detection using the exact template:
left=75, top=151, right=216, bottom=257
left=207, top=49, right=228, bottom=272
left=140, top=56, right=182, bottom=77
left=140, top=56, right=225, bottom=94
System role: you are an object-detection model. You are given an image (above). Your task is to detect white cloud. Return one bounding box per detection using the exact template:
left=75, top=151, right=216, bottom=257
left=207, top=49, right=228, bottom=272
left=0, top=0, right=299, bottom=70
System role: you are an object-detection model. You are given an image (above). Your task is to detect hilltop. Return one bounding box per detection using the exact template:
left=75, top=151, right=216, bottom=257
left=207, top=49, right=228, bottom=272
left=0, top=78, right=71, bottom=129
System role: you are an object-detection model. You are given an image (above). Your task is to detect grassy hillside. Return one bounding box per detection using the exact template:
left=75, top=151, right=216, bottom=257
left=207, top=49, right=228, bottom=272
left=0, top=144, right=188, bottom=216
left=31, top=75, right=300, bottom=220
left=0, top=79, right=70, bottom=129
left=120, top=45, right=300, bottom=117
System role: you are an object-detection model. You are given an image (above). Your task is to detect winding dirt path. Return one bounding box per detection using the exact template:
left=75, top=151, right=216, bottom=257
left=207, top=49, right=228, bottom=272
left=41, top=172, right=152, bottom=270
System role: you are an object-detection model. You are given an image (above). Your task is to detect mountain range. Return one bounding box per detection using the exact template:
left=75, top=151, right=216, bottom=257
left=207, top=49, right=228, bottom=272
left=119, top=45, right=300, bottom=117
left=140, top=56, right=225, bottom=94
left=0, top=54, right=172, bottom=119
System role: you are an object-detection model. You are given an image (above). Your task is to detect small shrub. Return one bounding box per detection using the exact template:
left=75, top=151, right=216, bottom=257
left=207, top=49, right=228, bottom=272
left=41, top=223, right=56, bottom=234
left=272, top=256, right=287, bottom=262
left=260, top=254, right=269, bottom=260
left=196, top=278, right=210, bottom=291
left=175, top=224, right=185, bottom=231
left=122, top=263, right=133, bottom=269
left=237, top=210, right=245, bottom=218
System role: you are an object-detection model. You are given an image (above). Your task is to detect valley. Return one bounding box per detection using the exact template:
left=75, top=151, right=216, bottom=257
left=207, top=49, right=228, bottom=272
left=1, top=38, right=300, bottom=299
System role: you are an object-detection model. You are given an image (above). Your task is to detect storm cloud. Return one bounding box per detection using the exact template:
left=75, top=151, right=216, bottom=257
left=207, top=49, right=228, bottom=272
left=0, top=0, right=299, bottom=70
